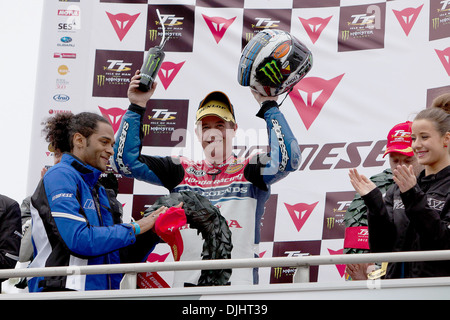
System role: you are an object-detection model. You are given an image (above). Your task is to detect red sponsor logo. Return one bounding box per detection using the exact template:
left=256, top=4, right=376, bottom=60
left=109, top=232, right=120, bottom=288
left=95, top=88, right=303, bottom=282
left=106, top=12, right=140, bottom=41
left=58, top=9, right=79, bottom=16
left=284, top=201, right=319, bottom=232
left=48, top=109, right=71, bottom=114
left=202, top=14, right=236, bottom=44
left=54, top=53, right=76, bottom=59
left=289, top=74, right=344, bottom=130
left=158, top=61, right=185, bottom=90
left=435, top=47, right=450, bottom=76
left=299, top=16, right=332, bottom=44
left=147, top=252, right=170, bottom=263
left=327, top=248, right=346, bottom=277
left=392, top=5, right=423, bottom=36
left=98, top=106, right=127, bottom=134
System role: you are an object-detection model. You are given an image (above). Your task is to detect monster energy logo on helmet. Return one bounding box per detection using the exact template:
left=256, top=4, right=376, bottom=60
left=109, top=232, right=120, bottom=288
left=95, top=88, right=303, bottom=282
left=255, top=57, right=284, bottom=87
left=237, top=29, right=313, bottom=97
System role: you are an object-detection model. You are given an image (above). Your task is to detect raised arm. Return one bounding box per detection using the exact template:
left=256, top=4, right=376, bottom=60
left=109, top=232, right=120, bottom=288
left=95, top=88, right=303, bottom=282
left=258, top=94, right=301, bottom=186
left=112, top=71, right=184, bottom=190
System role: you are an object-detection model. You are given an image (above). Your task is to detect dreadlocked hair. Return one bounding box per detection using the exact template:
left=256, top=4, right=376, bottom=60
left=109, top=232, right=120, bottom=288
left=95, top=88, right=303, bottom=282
left=43, top=112, right=73, bottom=153
left=43, top=112, right=110, bottom=152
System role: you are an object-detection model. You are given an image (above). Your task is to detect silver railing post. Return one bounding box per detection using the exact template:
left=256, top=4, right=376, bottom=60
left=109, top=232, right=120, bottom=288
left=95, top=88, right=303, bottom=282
left=293, top=265, right=310, bottom=283
left=120, top=272, right=137, bottom=289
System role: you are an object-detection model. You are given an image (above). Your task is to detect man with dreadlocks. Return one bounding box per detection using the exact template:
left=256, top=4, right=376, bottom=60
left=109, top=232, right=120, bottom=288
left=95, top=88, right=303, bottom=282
left=27, top=112, right=176, bottom=292
left=113, top=70, right=301, bottom=287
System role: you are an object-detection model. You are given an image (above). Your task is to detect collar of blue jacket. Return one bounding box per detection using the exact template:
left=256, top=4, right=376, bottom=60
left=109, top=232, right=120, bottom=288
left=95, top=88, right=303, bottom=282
left=59, top=153, right=103, bottom=187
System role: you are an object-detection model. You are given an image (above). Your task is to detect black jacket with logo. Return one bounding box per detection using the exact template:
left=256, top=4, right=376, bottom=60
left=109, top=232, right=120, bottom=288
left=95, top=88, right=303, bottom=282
left=0, top=194, right=22, bottom=289
left=363, top=165, right=450, bottom=278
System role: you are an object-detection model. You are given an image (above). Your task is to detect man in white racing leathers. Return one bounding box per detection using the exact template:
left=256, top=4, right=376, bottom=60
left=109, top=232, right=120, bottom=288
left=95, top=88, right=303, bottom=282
left=112, top=71, right=301, bottom=286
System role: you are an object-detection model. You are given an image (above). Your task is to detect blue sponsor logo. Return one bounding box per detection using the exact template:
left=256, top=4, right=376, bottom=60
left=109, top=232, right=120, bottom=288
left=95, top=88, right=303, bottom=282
left=53, top=94, right=70, bottom=102
left=60, top=36, right=72, bottom=43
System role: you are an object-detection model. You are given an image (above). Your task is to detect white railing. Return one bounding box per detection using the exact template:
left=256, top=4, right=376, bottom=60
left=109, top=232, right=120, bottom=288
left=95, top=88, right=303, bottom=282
left=2, top=250, right=450, bottom=290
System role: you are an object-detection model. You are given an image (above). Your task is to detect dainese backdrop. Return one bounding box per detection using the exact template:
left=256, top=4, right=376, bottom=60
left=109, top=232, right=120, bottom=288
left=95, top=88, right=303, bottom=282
left=28, top=0, right=450, bottom=286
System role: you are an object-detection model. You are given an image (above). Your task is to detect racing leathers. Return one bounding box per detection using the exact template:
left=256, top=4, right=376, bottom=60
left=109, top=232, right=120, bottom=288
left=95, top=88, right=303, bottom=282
left=112, top=100, right=301, bottom=286
left=28, top=153, right=138, bottom=292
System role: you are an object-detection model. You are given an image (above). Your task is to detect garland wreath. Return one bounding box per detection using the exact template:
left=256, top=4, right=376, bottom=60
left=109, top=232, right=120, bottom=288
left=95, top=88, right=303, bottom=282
left=144, top=190, right=233, bottom=286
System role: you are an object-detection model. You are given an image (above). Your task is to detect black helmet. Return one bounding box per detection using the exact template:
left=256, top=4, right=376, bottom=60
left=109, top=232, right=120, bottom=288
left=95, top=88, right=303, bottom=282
left=238, top=29, right=313, bottom=96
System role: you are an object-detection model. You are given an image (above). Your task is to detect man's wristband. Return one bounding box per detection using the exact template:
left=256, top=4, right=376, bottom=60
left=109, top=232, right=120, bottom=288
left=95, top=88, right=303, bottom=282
left=129, top=103, right=146, bottom=115
left=131, top=222, right=141, bottom=235
left=256, top=100, right=279, bottom=118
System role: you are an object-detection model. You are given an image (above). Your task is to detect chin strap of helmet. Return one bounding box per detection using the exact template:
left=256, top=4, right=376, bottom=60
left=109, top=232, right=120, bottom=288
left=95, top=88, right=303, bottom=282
left=256, top=87, right=294, bottom=119
left=277, top=87, right=293, bottom=107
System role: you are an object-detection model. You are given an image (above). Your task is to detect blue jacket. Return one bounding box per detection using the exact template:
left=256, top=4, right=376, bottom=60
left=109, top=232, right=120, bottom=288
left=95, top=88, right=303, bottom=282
left=28, top=153, right=136, bottom=292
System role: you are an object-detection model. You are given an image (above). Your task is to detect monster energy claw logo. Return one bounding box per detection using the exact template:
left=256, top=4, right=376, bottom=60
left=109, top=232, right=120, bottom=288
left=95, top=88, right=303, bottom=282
left=341, top=30, right=350, bottom=41
left=259, top=60, right=282, bottom=85
left=274, top=267, right=283, bottom=278
left=149, top=29, right=158, bottom=41
left=145, top=54, right=160, bottom=72
left=326, top=217, right=335, bottom=229
left=432, top=18, right=440, bottom=29
left=97, top=75, right=105, bottom=86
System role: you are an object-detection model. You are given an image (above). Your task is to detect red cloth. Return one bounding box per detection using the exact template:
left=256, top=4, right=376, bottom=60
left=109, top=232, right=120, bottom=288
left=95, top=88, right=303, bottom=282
left=154, top=207, right=187, bottom=261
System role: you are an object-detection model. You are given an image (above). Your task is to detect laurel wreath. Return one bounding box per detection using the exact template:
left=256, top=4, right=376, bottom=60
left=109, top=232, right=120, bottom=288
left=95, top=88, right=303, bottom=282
left=144, top=191, right=233, bottom=286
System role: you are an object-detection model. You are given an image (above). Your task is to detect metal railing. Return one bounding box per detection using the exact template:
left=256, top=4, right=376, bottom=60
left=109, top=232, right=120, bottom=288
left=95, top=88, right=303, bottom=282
left=2, top=250, right=450, bottom=290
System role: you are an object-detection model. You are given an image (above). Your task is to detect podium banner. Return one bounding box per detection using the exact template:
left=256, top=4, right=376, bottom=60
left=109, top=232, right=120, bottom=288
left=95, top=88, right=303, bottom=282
left=28, top=0, right=450, bottom=285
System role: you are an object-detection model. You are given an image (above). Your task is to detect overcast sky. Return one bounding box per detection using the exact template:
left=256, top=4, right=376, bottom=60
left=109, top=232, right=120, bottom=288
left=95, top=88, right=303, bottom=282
left=0, top=1, right=43, bottom=203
